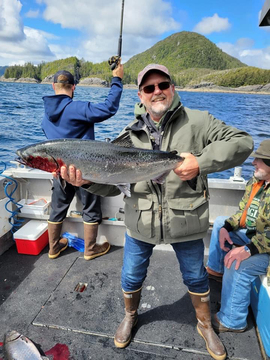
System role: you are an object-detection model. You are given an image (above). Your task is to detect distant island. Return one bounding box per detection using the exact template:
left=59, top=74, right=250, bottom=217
left=1, top=75, right=269, bottom=95
left=1, top=31, right=270, bottom=94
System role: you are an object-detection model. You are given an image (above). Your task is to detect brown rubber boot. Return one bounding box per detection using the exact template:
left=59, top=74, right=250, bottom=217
left=212, top=313, right=247, bottom=333
left=48, top=221, right=68, bottom=259
left=206, top=267, right=223, bottom=283
left=83, top=222, right=110, bottom=260
left=189, top=290, right=226, bottom=360
left=114, top=288, right=141, bottom=348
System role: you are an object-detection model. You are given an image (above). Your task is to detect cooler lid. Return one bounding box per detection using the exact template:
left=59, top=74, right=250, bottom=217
left=14, top=220, right=48, bottom=241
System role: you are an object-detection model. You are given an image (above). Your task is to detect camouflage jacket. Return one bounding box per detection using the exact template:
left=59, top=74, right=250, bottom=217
left=225, top=177, right=270, bottom=255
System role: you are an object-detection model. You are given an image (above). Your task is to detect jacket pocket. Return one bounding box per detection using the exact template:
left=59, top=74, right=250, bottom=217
left=166, top=198, right=209, bottom=238
left=124, top=196, right=154, bottom=238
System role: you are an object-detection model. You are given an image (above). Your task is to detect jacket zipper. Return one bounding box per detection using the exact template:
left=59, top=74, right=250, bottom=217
left=151, top=182, right=163, bottom=241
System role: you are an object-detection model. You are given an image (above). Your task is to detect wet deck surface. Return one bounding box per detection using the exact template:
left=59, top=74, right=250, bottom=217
left=0, top=244, right=265, bottom=360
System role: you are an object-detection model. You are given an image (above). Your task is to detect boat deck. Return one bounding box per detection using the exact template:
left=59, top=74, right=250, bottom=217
left=0, top=243, right=266, bottom=360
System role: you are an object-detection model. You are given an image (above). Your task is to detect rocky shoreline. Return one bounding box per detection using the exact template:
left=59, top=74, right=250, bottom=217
left=1, top=75, right=270, bottom=95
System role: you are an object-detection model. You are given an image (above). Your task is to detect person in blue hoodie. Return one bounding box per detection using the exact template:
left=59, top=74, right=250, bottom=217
left=42, top=64, right=124, bottom=260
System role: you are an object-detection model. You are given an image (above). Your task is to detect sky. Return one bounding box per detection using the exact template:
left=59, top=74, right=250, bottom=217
left=0, top=0, right=269, bottom=69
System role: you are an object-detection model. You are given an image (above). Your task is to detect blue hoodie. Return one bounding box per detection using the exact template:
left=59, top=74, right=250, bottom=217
left=42, top=77, right=123, bottom=140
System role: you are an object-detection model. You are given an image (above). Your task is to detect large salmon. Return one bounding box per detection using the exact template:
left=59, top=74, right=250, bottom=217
left=16, top=138, right=184, bottom=196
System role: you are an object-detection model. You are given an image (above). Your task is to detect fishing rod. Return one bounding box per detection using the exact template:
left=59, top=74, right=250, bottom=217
left=108, top=0, right=125, bottom=70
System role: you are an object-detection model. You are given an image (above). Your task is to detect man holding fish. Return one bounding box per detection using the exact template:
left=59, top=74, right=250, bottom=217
left=41, top=63, right=123, bottom=261
left=20, top=63, right=253, bottom=360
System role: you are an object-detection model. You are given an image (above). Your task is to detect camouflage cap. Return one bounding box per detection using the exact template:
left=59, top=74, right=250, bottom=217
left=251, top=139, right=270, bottom=166
left=137, top=64, right=171, bottom=87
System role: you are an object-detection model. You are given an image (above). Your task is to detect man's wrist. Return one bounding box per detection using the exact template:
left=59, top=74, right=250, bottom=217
left=223, top=221, right=233, bottom=233
left=244, top=242, right=259, bottom=256
left=244, top=245, right=251, bottom=254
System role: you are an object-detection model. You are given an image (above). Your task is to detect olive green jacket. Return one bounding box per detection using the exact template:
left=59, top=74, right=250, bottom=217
left=87, top=92, right=253, bottom=245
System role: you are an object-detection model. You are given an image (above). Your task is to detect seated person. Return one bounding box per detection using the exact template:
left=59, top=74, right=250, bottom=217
left=206, top=139, right=270, bottom=332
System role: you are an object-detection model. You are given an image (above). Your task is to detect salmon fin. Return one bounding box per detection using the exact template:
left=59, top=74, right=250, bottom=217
left=117, top=184, right=131, bottom=197
left=111, top=133, right=134, bottom=148
left=152, top=170, right=171, bottom=184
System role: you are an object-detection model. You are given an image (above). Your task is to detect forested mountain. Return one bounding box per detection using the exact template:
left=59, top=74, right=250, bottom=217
left=123, top=31, right=246, bottom=83
left=3, top=31, right=270, bottom=88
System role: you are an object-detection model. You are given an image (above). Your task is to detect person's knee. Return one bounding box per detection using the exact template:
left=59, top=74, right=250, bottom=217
left=213, top=215, right=227, bottom=228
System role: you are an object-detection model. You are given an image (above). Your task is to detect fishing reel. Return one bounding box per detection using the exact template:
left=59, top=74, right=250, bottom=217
left=108, top=55, right=120, bottom=70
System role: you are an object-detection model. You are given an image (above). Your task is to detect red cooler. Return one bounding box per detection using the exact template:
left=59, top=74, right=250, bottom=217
left=14, top=220, right=48, bottom=255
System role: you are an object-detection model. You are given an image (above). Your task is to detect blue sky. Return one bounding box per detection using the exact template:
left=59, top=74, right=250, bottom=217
left=0, top=0, right=269, bottom=69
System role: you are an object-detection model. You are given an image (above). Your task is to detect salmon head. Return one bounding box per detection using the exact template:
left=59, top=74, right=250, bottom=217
left=16, top=141, right=66, bottom=175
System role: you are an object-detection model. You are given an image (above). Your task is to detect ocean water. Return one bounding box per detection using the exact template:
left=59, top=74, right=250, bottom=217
left=0, top=82, right=269, bottom=180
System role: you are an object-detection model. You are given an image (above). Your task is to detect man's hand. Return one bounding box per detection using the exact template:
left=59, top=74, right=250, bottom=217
left=60, top=165, right=91, bottom=187
left=112, top=61, right=124, bottom=79
left=173, top=153, right=199, bottom=180
left=224, top=246, right=251, bottom=270
left=219, top=227, right=233, bottom=252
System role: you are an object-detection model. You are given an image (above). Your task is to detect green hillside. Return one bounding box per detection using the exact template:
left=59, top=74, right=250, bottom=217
left=3, top=31, right=270, bottom=88
left=123, top=31, right=247, bottom=83
left=202, top=67, right=270, bottom=87
left=40, top=57, right=80, bottom=80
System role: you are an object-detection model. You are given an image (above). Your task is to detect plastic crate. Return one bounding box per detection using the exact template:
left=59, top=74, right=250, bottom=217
left=18, top=198, right=50, bottom=215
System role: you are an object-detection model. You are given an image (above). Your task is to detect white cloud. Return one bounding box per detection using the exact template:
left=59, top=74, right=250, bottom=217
left=41, top=0, right=180, bottom=37
left=0, top=0, right=54, bottom=65
left=0, top=27, right=55, bottom=65
left=0, top=0, right=25, bottom=41
left=0, top=0, right=182, bottom=66
left=40, top=0, right=181, bottom=63
left=194, top=13, right=231, bottom=35
left=217, top=40, right=270, bottom=69
left=25, top=9, right=40, bottom=18
left=235, top=38, right=255, bottom=49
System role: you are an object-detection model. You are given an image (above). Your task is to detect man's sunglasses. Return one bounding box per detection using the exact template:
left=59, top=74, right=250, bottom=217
left=141, top=81, right=171, bottom=94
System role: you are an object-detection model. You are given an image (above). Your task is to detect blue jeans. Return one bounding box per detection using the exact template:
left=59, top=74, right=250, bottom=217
left=207, top=216, right=270, bottom=330
left=121, top=233, right=209, bottom=294
left=207, top=216, right=251, bottom=274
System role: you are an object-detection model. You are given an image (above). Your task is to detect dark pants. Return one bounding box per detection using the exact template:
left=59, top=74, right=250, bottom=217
left=49, top=177, right=102, bottom=224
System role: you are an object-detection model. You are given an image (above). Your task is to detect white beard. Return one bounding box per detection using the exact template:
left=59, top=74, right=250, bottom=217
left=149, top=97, right=171, bottom=118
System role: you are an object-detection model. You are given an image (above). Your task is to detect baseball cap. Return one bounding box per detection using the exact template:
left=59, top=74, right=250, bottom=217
left=137, top=64, right=171, bottom=87
left=251, top=139, right=270, bottom=166
left=53, top=70, right=75, bottom=85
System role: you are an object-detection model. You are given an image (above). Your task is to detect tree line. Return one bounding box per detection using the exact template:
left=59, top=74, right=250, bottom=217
left=4, top=57, right=270, bottom=88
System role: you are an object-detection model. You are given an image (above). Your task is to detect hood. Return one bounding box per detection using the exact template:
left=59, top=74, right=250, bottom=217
left=134, top=91, right=181, bottom=118
left=42, top=95, right=72, bottom=123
